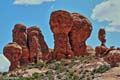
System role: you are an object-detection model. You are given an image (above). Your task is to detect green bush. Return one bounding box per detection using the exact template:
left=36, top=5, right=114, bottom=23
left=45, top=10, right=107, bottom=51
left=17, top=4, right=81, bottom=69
left=92, top=64, right=110, bottom=73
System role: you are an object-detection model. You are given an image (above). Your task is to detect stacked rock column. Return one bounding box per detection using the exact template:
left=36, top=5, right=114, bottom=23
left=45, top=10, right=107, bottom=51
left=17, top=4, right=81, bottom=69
left=12, top=24, right=29, bottom=66
left=98, top=28, right=106, bottom=47
left=49, top=10, right=74, bottom=60
left=27, top=26, right=50, bottom=62
left=69, top=13, right=92, bottom=57
left=95, top=28, right=107, bottom=56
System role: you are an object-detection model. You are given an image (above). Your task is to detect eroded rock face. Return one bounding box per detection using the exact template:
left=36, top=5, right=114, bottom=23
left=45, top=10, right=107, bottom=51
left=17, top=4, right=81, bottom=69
left=13, top=24, right=29, bottom=66
left=27, top=26, right=50, bottom=62
left=104, top=49, right=120, bottom=67
left=13, top=24, right=27, bottom=46
left=49, top=10, right=74, bottom=60
left=95, top=46, right=107, bottom=57
left=69, top=13, right=92, bottom=57
left=3, top=42, right=22, bottom=71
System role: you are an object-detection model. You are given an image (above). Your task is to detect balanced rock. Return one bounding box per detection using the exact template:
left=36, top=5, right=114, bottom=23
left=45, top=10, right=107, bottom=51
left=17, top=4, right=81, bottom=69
left=49, top=10, right=74, bottom=60
left=69, top=13, right=92, bottom=57
left=98, top=28, right=106, bottom=46
left=95, top=28, right=107, bottom=57
left=27, top=26, right=50, bottom=62
left=3, top=42, right=22, bottom=71
left=12, top=24, right=29, bottom=66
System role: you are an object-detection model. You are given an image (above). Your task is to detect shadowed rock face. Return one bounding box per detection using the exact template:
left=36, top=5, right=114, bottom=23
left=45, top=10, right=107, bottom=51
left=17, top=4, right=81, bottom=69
left=69, top=13, right=92, bottom=57
left=49, top=10, right=74, bottom=60
left=12, top=24, right=29, bottom=66
left=27, top=26, right=50, bottom=62
left=3, top=42, right=22, bottom=71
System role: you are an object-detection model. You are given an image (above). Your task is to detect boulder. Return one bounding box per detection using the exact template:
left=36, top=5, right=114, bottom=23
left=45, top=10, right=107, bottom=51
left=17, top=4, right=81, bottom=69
left=12, top=24, right=29, bottom=66
left=69, top=13, right=92, bottom=57
left=95, top=46, right=107, bottom=57
left=3, top=42, right=22, bottom=71
left=49, top=10, right=74, bottom=60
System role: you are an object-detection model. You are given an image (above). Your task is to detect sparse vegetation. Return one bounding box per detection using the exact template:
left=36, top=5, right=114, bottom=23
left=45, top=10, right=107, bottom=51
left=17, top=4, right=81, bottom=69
left=0, top=55, right=113, bottom=80
left=92, top=64, right=110, bottom=74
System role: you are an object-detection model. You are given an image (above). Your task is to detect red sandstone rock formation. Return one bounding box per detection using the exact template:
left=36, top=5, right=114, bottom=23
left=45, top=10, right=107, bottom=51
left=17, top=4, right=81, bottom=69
left=95, top=28, right=107, bottom=57
left=49, top=10, right=74, bottom=60
left=95, top=46, right=107, bottom=57
left=69, top=13, right=92, bottom=57
left=98, top=28, right=106, bottom=46
left=27, top=26, right=50, bottom=62
left=104, top=49, right=120, bottom=67
left=12, top=24, right=29, bottom=66
left=3, top=42, right=22, bottom=71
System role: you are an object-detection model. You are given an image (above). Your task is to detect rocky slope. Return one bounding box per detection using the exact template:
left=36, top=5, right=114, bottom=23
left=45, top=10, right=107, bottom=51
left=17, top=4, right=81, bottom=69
left=0, top=55, right=120, bottom=80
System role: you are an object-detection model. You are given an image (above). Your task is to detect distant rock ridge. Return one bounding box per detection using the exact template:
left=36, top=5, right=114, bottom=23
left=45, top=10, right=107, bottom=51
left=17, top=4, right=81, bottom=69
left=3, top=10, right=120, bottom=71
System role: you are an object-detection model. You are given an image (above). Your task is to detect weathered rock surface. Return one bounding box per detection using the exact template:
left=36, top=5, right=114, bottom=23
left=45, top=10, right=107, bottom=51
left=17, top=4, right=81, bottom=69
left=49, top=10, right=74, bottom=60
left=98, top=28, right=106, bottom=46
left=69, top=13, right=92, bottom=57
left=3, top=42, right=22, bottom=71
left=27, top=26, right=50, bottom=62
left=95, top=28, right=107, bottom=57
left=13, top=24, right=29, bottom=66
left=104, top=49, right=120, bottom=67
left=95, top=46, right=107, bottom=57
left=86, top=45, right=95, bottom=55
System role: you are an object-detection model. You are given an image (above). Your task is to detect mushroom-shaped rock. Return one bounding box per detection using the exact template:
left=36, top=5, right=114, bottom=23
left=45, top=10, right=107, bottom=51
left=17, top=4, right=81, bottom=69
left=69, top=13, right=92, bottom=57
left=3, top=42, right=22, bottom=71
left=27, top=26, right=50, bottom=62
left=49, top=10, right=74, bottom=60
left=12, top=24, right=29, bottom=66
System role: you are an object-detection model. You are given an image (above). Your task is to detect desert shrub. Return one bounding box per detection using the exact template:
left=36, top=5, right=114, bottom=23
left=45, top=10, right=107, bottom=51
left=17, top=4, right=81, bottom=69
left=92, top=64, right=110, bottom=73
left=54, top=63, right=65, bottom=73
left=66, top=71, right=79, bottom=80
left=33, top=60, right=45, bottom=68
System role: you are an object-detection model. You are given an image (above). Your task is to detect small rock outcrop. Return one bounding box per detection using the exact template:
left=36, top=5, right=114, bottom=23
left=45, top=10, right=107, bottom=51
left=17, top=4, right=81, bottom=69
left=3, top=42, right=22, bottom=71
left=12, top=24, right=29, bottom=66
left=69, top=13, right=92, bottom=57
left=104, top=49, right=120, bottom=67
left=49, top=10, right=74, bottom=60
